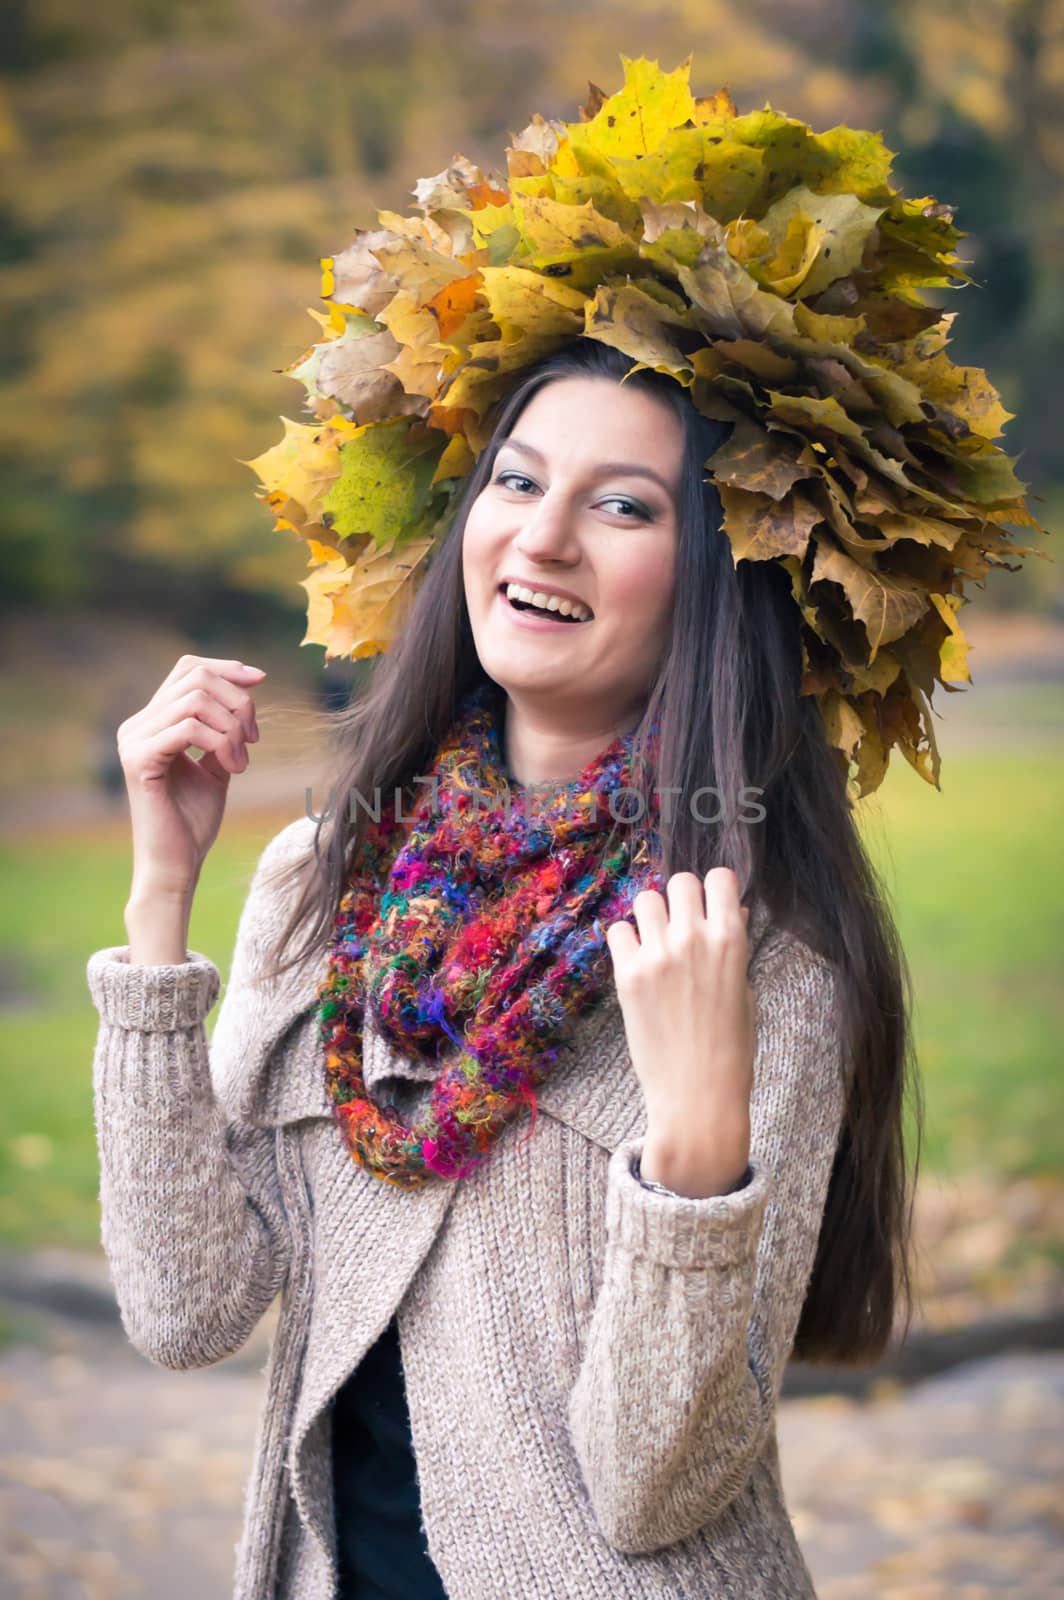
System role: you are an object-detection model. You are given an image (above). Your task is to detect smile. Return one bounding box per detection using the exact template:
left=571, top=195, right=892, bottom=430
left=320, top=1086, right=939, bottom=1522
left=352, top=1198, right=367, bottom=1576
left=497, top=582, right=593, bottom=626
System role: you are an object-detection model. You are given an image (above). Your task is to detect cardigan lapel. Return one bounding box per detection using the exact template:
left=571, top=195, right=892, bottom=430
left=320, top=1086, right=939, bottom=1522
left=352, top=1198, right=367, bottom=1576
left=210, top=940, right=458, bottom=1128
left=529, top=989, right=648, bottom=1149
left=286, top=1116, right=457, bottom=1563
left=210, top=895, right=775, bottom=1148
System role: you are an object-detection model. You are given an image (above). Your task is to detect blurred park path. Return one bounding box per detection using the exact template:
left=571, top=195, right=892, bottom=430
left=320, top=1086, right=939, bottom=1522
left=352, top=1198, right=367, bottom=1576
left=1, top=1295, right=1060, bottom=1599
left=779, top=1351, right=1064, bottom=1597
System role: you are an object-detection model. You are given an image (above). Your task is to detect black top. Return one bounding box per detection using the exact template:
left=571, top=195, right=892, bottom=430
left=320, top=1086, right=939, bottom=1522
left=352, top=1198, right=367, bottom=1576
left=331, top=1313, right=450, bottom=1600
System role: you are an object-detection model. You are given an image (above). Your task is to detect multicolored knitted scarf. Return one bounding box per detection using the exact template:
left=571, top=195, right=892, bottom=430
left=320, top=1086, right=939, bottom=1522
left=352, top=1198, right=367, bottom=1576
left=317, top=681, right=662, bottom=1188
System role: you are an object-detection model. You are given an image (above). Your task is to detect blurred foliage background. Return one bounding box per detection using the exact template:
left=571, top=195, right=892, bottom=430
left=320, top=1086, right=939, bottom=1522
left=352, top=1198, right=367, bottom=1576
left=2, top=0, right=1062, bottom=646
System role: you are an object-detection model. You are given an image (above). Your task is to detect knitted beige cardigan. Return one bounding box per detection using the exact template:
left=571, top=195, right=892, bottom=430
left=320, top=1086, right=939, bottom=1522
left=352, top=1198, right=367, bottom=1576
left=86, top=815, right=847, bottom=1599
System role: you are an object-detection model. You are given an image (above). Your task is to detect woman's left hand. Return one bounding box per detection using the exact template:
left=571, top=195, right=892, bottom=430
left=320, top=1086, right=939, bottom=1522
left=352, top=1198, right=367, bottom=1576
left=605, top=868, right=755, bottom=1191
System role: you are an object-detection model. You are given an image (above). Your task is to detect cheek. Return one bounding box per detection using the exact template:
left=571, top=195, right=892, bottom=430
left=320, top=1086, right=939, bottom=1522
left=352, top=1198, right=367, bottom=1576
left=461, top=504, right=498, bottom=590
left=460, top=522, right=483, bottom=610
left=603, top=545, right=675, bottom=625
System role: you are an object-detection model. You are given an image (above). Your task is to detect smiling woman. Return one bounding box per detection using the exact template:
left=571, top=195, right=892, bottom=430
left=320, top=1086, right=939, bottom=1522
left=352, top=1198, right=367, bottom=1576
left=88, top=331, right=922, bottom=1600
left=84, top=54, right=1040, bottom=1600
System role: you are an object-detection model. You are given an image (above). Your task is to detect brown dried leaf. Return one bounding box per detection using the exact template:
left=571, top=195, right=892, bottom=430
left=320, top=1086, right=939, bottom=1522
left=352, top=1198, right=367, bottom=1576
left=720, top=486, right=822, bottom=561
left=811, top=532, right=929, bottom=657
left=708, top=423, right=815, bottom=501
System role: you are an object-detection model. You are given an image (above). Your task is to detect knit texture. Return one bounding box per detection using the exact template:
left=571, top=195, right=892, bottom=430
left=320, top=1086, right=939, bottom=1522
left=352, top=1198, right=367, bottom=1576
left=87, top=814, right=847, bottom=1600
left=320, top=680, right=664, bottom=1187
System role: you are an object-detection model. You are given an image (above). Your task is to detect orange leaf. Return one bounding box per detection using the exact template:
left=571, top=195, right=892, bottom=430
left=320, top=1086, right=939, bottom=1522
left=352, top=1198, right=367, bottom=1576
left=426, top=274, right=484, bottom=339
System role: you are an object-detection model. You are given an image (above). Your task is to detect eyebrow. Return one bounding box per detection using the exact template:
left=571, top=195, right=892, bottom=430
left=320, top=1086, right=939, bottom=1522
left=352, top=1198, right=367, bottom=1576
left=494, top=436, right=677, bottom=498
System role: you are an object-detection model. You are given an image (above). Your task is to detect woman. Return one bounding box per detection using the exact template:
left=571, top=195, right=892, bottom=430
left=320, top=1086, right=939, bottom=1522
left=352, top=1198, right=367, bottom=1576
left=87, top=337, right=919, bottom=1599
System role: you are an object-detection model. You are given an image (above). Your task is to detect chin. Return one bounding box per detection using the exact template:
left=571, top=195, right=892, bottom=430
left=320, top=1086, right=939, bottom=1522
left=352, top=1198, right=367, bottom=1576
left=482, top=664, right=566, bottom=697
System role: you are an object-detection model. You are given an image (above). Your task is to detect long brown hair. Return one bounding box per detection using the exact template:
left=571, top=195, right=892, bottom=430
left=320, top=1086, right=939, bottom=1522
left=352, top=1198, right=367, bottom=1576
left=266, top=338, right=922, bottom=1366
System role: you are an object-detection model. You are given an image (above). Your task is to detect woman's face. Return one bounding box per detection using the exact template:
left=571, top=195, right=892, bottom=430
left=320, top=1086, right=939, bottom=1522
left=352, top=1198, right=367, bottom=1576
left=461, top=375, right=685, bottom=727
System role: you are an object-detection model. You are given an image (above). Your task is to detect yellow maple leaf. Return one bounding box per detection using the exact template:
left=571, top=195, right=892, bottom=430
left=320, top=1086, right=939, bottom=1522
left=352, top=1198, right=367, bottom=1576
left=594, top=129, right=708, bottom=207
left=377, top=289, right=452, bottom=400
left=301, top=537, right=437, bottom=660
left=239, top=417, right=349, bottom=525
left=476, top=265, right=586, bottom=347
left=509, top=194, right=637, bottom=286
left=759, top=186, right=885, bottom=299
left=369, top=234, right=471, bottom=307
left=431, top=434, right=475, bottom=485
left=851, top=700, right=890, bottom=797
left=720, top=486, right=822, bottom=562
left=759, top=214, right=826, bottom=297
left=692, top=88, right=738, bottom=123
left=582, top=281, right=695, bottom=379
left=574, top=54, right=697, bottom=159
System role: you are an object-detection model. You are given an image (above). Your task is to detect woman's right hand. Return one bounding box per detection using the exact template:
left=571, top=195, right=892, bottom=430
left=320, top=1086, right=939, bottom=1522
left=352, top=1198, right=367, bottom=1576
left=117, top=656, right=266, bottom=960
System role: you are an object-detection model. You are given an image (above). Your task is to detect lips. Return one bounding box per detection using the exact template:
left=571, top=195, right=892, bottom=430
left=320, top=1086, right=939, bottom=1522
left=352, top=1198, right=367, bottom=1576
left=497, top=581, right=593, bottom=622
left=496, top=587, right=591, bottom=632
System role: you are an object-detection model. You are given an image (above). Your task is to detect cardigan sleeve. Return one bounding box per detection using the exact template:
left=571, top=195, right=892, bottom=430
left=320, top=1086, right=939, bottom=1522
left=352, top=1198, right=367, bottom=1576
left=85, top=820, right=312, bottom=1371
left=566, top=935, right=847, bottom=1554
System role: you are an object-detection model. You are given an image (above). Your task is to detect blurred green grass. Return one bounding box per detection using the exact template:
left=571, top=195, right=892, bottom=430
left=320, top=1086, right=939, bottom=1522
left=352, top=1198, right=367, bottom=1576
left=857, top=747, right=1064, bottom=1176
left=0, top=817, right=284, bottom=1250
left=1, top=737, right=1062, bottom=1252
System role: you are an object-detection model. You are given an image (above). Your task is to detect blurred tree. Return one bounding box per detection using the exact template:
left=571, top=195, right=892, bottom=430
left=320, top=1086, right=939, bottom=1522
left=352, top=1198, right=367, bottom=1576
left=0, top=0, right=1058, bottom=632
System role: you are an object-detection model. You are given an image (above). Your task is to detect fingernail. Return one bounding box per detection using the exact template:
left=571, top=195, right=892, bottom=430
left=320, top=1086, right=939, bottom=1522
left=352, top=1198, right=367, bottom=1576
left=240, top=663, right=267, bottom=676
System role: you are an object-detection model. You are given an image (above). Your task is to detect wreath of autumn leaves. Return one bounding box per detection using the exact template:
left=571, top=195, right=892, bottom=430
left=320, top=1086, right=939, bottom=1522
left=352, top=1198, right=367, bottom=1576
left=244, top=53, right=1047, bottom=798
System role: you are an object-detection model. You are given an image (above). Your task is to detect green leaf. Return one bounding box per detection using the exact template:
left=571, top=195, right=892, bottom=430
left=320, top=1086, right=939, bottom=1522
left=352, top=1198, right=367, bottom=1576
left=321, top=419, right=445, bottom=545
left=948, top=449, right=1028, bottom=504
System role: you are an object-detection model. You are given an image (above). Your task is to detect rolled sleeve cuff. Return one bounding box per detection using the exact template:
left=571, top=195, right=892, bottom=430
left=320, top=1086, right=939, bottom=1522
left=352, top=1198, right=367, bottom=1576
left=608, top=1136, right=772, bottom=1271
left=87, top=947, right=221, bottom=1032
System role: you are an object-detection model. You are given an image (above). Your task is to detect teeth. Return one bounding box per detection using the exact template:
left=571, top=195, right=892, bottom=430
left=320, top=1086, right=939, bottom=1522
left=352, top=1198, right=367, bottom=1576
left=505, top=582, right=591, bottom=622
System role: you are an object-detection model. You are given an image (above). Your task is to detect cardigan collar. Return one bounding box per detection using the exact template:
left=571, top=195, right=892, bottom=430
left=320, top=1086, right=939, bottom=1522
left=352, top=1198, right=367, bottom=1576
left=211, top=895, right=774, bottom=1156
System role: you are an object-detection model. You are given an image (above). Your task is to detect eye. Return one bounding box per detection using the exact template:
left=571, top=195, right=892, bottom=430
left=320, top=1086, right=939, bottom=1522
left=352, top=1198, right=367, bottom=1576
left=599, top=496, right=650, bottom=520
left=493, top=471, right=539, bottom=494
left=494, top=472, right=652, bottom=521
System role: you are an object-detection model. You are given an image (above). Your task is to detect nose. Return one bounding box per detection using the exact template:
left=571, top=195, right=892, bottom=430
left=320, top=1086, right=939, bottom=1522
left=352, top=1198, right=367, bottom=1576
left=510, top=486, right=580, bottom=564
